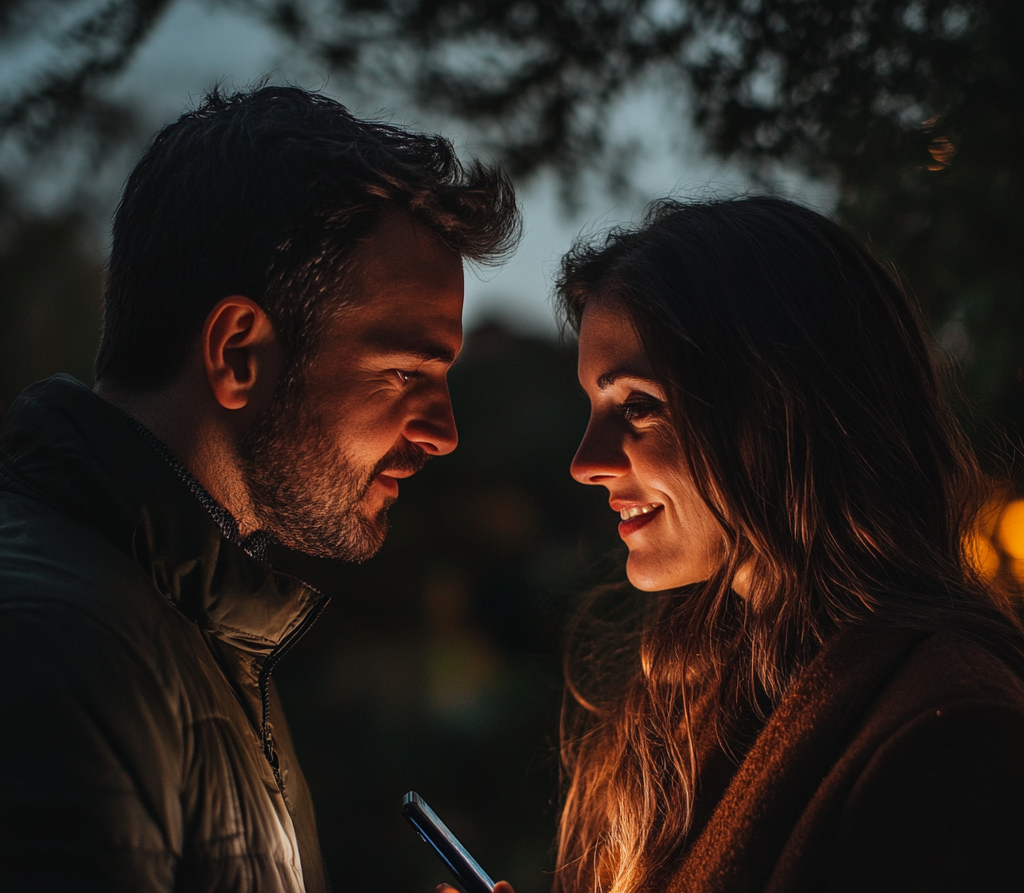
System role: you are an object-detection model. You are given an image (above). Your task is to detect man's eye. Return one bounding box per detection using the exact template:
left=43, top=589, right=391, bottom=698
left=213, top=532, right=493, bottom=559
left=394, top=369, right=418, bottom=384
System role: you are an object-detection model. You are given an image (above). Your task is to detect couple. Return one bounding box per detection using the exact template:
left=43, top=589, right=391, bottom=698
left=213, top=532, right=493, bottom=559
left=1, top=86, right=1022, bottom=892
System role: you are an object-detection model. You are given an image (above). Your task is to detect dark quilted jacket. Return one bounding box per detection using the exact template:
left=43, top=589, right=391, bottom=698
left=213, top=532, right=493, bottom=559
left=0, top=375, right=330, bottom=892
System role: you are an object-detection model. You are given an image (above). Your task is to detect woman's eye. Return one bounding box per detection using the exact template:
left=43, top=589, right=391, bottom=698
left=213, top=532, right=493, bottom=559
left=620, top=397, right=662, bottom=423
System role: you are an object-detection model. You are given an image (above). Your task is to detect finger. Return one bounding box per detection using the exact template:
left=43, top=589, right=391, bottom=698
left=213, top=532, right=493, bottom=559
left=493, top=882, right=517, bottom=893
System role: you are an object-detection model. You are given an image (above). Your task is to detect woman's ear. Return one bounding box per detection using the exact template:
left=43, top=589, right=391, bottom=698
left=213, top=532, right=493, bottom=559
left=201, top=296, right=281, bottom=410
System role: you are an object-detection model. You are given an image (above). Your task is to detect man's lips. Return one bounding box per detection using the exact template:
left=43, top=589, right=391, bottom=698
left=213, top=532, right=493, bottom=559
left=373, top=468, right=417, bottom=498
left=374, top=474, right=400, bottom=497
left=612, top=501, right=664, bottom=537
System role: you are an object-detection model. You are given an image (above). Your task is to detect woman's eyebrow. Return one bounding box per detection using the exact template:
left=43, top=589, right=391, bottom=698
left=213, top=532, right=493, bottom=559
left=596, top=369, right=662, bottom=390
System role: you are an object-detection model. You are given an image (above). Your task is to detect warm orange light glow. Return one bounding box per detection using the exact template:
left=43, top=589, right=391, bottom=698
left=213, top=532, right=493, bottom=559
left=1012, top=559, right=1024, bottom=584
left=967, top=530, right=1001, bottom=580
left=927, top=136, right=957, bottom=170
left=977, top=497, right=1004, bottom=539
left=997, top=500, right=1024, bottom=560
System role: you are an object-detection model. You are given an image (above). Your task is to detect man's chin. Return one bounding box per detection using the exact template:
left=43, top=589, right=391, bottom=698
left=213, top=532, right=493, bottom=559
left=272, top=512, right=389, bottom=563
left=319, top=535, right=386, bottom=564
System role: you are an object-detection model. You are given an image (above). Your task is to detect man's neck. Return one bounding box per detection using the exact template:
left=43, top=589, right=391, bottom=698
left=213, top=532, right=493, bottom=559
left=93, top=377, right=263, bottom=537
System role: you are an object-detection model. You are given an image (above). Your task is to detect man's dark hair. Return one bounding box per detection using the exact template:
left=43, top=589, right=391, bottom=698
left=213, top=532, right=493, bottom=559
left=95, top=85, right=521, bottom=390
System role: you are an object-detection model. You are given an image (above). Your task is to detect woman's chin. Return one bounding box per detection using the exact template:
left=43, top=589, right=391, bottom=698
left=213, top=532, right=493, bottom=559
left=625, top=555, right=702, bottom=592
left=626, top=574, right=665, bottom=592
left=626, top=557, right=684, bottom=593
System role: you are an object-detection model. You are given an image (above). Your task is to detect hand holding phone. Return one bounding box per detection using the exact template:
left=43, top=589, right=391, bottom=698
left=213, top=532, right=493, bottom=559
left=402, top=791, right=496, bottom=893
left=439, top=882, right=517, bottom=893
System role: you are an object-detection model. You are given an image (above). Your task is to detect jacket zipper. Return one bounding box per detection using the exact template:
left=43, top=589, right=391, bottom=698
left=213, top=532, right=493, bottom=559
left=257, top=591, right=330, bottom=788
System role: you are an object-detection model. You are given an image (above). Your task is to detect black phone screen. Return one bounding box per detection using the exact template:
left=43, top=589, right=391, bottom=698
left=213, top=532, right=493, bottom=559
left=402, top=791, right=496, bottom=893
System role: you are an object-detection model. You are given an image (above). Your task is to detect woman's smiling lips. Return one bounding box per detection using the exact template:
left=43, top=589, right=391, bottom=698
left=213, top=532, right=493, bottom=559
left=613, top=501, right=664, bottom=537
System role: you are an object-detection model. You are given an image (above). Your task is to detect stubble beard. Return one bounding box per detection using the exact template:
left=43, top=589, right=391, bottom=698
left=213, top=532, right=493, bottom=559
left=238, top=376, right=423, bottom=562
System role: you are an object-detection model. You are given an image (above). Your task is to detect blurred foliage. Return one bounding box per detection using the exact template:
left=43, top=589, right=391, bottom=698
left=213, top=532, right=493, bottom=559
left=1, top=0, right=1021, bottom=431
left=0, top=188, right=102, bottom=410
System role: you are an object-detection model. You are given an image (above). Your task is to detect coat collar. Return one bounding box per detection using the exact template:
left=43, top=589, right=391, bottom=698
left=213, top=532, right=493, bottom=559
left=0, top=375, right=330, bottom=659
left=661, top=622, right=926, bottom=893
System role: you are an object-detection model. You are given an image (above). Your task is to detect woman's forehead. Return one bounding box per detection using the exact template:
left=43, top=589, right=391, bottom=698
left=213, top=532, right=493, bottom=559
left=578, top=299, right=656, bottom=383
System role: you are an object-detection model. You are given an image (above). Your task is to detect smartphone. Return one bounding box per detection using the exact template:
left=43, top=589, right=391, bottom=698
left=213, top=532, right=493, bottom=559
left=402, top=791, right=496, bottom=893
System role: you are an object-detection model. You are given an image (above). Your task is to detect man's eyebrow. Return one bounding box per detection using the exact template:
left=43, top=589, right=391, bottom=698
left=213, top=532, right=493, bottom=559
left=367, top=336, right=458, bottom=365
left=596, top=369, right=663, bottom=390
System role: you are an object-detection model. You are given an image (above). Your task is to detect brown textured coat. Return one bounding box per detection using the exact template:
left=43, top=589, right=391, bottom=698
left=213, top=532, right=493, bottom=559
left=664, top=623, right=1024, bottom=892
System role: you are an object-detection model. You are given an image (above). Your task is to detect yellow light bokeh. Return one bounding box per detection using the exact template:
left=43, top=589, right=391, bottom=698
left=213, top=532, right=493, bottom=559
left=977, top=497, right=1005, bottom=539
left=997, top=500, right=1024, bottom=560
left=966, top=530, right=1001, bottom=580
left=1011, top=559, right=1024, bottom=585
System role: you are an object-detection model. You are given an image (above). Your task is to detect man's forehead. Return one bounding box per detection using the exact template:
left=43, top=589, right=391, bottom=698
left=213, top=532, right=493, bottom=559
left=338, top=213, right=465, bottom=313
left=351, top=211, right=463, bottom=281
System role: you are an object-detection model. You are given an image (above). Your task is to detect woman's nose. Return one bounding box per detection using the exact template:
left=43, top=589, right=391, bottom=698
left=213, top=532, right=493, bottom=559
left=570, top=418, right=630, bottom=484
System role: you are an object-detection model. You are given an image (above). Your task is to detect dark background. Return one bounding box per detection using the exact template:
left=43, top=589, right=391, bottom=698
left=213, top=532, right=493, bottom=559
left=1, top=2, right=1022, bottom=890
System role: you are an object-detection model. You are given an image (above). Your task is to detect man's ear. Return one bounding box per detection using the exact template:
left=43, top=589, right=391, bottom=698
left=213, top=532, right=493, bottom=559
left=202, top=296, right=280, bottom=411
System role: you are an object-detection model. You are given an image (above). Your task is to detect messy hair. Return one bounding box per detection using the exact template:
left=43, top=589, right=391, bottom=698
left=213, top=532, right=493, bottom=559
left=552, top=196, right=1021, bottom=893
left=96, top=85, right=521, bottom=390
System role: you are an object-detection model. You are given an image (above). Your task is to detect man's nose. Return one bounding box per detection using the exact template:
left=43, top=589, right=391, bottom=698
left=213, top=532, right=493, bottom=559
left=404, top=385, right=458, bottom=456
left=570, top=418, right=629, bottom=484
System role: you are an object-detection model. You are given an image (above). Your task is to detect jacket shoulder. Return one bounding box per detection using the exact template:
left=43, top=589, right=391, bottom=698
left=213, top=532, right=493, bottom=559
left=0, top=486, right=217, bottom=707
left=2, top=487, right=177, bottom=623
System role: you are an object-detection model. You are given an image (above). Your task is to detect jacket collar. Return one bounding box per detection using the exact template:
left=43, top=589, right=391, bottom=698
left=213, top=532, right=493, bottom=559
left=0, top=375, right=330, bottom=659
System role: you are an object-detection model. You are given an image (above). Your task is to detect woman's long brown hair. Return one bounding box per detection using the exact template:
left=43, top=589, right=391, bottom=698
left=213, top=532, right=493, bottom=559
left=552, top=197, right=1023, bottom=893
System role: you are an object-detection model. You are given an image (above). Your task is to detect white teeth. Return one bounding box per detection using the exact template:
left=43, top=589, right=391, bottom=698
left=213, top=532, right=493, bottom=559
left=619, top=504, right=661, bottom=521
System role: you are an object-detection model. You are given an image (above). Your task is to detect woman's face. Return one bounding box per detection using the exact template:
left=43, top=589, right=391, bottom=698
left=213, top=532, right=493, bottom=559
left=571, top=298, right=725, bottom=592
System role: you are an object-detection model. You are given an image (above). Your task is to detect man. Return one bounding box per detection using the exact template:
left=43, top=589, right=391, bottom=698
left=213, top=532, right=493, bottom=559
left=0, top=86, right=519, bottom=891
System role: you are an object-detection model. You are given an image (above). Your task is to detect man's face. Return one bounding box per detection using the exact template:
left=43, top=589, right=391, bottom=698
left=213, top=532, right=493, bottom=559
left=240, top=213, right=464, bottom=561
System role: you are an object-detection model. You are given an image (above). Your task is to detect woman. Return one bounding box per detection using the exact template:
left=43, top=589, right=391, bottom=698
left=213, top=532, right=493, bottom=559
left=549, top=196, right=1024, bottom=893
